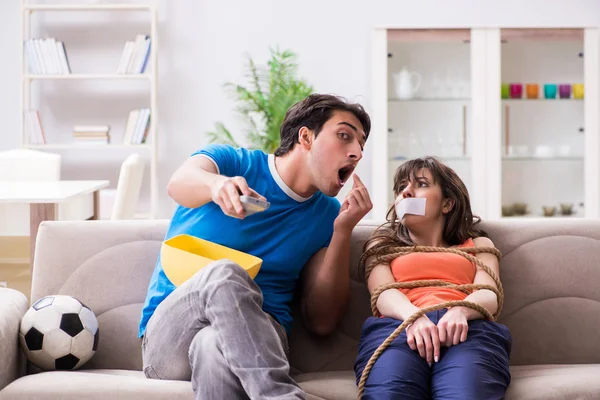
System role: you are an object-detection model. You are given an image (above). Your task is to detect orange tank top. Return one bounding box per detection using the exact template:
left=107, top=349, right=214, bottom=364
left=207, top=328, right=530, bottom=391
left=390, top=238, right=476, bottom=308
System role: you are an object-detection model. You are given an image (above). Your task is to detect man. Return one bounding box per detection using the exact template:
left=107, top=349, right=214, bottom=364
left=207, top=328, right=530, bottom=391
left=139, top=93, right=372, bottom=399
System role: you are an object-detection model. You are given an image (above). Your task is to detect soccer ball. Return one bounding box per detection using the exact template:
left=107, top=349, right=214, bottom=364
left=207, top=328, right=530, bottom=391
left=19, top=295, right=99, bottom=371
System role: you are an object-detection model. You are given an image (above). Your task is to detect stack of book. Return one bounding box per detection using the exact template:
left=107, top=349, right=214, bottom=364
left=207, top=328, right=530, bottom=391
left=24, top=38, right=71, bottom=75
left=72, top=126, right=110, bottom=145
left=123, top=108, right=151, bottom=145
left=117, top=34, right=151, bottom=74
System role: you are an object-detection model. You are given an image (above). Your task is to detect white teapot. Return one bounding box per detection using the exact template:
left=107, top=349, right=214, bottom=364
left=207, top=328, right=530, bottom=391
left=393, top=68, right=422, bottom=99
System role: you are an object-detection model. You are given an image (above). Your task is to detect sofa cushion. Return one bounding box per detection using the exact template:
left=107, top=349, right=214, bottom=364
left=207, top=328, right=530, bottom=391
left=505, top=364, right=600, bottom=399
left=295, top=371, right=359, bottom=400
left=0, top=370, right=192, bottom=400
left=482, top=220, right=600, bottom=366
left=294, top=365, right=600, bottom=400
left=0, top=289, right=28, bottom=391
left=31, top=220, right=168, bottom=371
left=3, top=365, right=599, bottom=400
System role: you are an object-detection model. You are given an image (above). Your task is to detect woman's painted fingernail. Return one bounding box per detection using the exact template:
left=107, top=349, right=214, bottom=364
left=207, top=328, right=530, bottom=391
left=428, top=362, right=432, bottom=367
left=435, top=356, right=439, bottom=363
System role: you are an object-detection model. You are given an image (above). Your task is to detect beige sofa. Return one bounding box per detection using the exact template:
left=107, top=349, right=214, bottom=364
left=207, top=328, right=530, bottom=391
left=1, top=218, right=600, bottom=399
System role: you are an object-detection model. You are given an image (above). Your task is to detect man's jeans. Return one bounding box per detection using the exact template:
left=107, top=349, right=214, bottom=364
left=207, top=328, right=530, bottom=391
left=142, top=259, right=305, bottom=400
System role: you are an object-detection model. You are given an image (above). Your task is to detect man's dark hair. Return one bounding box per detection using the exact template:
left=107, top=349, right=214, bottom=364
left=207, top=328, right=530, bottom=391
left=274, top=94, right=371, bottom=156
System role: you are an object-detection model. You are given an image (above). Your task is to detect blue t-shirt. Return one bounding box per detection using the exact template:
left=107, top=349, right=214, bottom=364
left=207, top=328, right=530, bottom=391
left=139, top=144, right=340, bottom=337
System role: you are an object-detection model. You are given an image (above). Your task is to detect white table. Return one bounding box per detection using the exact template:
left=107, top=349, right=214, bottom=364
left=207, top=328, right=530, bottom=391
left=0, top=180, right=109, bottom=271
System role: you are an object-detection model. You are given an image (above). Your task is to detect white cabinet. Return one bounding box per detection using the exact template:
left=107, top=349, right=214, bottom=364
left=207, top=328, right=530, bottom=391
left=370, top=27, right=600, bottom=221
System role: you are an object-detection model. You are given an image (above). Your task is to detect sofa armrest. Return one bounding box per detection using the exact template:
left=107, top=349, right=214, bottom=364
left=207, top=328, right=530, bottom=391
left=0, top=288, right=28, bottom=391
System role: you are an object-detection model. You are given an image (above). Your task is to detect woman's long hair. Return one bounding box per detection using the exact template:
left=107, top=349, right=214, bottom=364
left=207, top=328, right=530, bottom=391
left=365, top=157, right=487, bottom=261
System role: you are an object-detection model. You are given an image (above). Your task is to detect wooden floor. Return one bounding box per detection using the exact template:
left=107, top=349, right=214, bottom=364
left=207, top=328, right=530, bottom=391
left=0, top=262, right=31, bottom=300
left=0, top=237, right=32, bottom=301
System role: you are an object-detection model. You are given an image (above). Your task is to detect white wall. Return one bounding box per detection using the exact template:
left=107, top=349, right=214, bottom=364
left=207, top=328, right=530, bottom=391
left=1, top=0, right=599, bottom=218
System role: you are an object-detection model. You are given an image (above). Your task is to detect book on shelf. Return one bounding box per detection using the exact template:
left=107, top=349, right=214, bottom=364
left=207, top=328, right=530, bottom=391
left=73, top=125, right=110, bottom=145
left=24, top=38, right=71, bottom=75
left=117, top=34, right=151, bottom=74
left=123, top=108, right=150, bottom=144
left=24, top=110, right=47, bottom=144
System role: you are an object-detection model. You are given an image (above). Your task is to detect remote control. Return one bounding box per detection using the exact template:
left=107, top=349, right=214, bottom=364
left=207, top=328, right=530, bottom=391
left=240, top=195, right=270, bottom=216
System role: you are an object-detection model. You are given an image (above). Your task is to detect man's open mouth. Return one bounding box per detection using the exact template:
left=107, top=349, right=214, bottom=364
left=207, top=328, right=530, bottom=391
left=338, top=165, right=354, bottom=185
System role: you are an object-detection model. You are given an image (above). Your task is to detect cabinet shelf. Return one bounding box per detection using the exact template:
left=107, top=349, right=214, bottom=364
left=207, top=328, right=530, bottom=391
left=502, top=156, right=583, bottom=161
left=389, top=156, right=582, bottom=162
left=388, top=98, right=470, bottom=103
left=389, top=156, right=471, bottom=162
left=501, top=98, right=583, bottom=102
left=502, top=214, right=583, bottom=219
left=388, top=98, right=583, bottom=103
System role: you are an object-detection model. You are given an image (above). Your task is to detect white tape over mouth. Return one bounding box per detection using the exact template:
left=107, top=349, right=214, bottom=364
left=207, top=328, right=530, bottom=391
left=395, top=197, right=426, bottom=220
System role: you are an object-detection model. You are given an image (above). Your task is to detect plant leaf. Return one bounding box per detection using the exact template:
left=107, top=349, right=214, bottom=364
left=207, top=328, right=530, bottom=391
left=206, top=122, right=241, bottom=148
left=207, top=47, right=314, bottom=154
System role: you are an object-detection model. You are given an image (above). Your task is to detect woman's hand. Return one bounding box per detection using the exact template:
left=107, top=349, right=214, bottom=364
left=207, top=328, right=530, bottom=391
left=406, top=315, right=440, bottom=364
left=437, top=307, right=469, bottom=347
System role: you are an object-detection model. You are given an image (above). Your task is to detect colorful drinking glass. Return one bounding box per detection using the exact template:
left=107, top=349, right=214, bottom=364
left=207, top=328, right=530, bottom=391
left=559, top=84, right=571, bottom=99
left=509, top=83, right=522, bottom=99
left=501, top=83, right=510, bottom=99
left=544, top=84, right=557, bottom=99
left=526, top=84, right=539, bottom=99
left=573, top=83, right=584, bottom=99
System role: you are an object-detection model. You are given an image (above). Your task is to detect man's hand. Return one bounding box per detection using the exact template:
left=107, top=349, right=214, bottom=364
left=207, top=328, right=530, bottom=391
left=211, top=176, right=266, bottom=219
left=437, top=307, right=469, bottom=347
left=334, top=174, right=372, bottom=233
left=406, top=315, right=440, bottom=365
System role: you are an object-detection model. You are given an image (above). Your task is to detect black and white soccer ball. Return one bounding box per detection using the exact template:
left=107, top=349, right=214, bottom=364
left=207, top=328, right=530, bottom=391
left=19, top=295, right=99, bottom=371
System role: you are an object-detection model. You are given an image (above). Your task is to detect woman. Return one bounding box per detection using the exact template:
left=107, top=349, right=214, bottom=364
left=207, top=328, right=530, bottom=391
left=354, top=157, right=512, bottom=399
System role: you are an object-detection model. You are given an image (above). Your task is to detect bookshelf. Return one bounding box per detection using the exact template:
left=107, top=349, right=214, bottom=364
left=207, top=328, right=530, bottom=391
left=24, top=74, right=152, bottom=80
left=20, top=1, right=159, bottom=219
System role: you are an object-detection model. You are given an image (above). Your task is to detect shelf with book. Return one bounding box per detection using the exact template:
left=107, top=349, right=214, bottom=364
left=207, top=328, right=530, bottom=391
left=25, top=144, right=151, bottom=150
left=25, top=74, right=152, bottom=80
left=20, top=0, right=159, bottom=218
left=23, top=32, right=151, bottom=76
left=24, top=4, right=154, bottom=12
left=23, top=110, right=151, bottom=146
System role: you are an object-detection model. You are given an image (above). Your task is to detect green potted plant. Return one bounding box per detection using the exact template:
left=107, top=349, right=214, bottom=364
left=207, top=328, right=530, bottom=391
left=207, top=47, right=313, bottom=153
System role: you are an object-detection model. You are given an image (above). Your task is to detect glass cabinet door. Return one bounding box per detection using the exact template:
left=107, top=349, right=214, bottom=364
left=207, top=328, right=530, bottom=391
left=386, top=29, right=474, bottom=207
left=499, top=29, right=585, bottom=219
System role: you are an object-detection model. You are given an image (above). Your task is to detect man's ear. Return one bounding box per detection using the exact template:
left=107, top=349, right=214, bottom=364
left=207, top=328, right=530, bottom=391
left=298, top=127, right=314, bottom=149
left=442, top=198, right=455, bottom=214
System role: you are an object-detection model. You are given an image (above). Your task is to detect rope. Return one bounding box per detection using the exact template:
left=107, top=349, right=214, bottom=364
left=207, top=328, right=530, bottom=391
left=356, top=245, right=503, bottom=399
